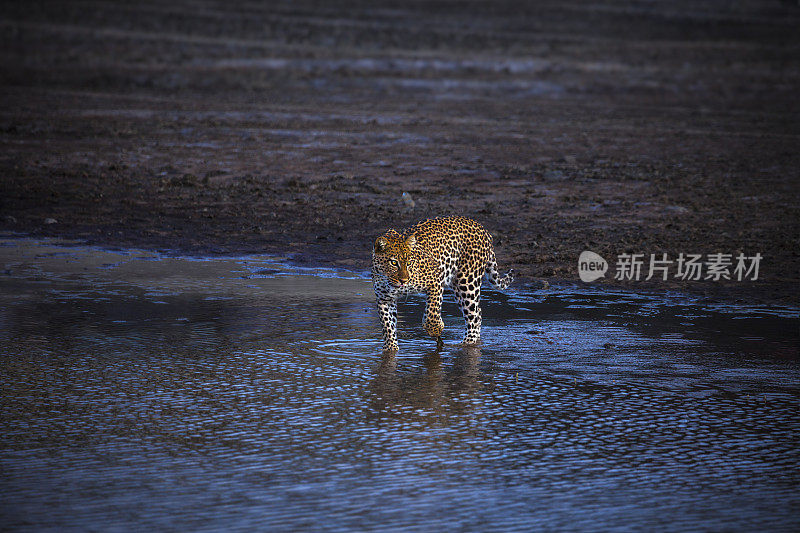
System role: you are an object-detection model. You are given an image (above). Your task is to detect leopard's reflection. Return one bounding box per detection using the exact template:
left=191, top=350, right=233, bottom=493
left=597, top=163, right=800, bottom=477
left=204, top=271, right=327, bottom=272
left=367, top=345, right=487, bottom=420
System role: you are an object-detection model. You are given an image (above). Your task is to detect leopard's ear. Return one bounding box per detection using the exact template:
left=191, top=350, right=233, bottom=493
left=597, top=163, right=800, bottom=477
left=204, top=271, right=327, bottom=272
left=374, top=236, right=388, bottom=253
left=405, top=234, right=416, bottom=250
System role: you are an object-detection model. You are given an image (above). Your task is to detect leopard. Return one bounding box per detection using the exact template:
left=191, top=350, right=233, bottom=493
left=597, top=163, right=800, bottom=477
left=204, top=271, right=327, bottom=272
left=371, top=216, right=514, bottom=352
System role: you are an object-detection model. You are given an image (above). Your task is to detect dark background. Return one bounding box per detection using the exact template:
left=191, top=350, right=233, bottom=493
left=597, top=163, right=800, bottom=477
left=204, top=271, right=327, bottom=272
left=1, top=0, right=798, bottom=302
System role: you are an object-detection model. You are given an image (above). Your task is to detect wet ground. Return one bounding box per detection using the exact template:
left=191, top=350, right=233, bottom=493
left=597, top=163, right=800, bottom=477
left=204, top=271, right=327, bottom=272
left=1, top=0, right=799, bottom=305
left=1, top=238, right=798, bottom=531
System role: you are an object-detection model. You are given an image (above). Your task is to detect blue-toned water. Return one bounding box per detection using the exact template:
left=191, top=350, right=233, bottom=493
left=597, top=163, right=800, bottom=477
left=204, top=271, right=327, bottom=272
left=1, top=239, right=798, bottom=531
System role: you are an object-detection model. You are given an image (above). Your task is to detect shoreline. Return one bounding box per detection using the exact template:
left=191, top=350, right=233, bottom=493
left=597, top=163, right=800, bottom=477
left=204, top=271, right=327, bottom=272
left=2, top=231, right=795, bottom=309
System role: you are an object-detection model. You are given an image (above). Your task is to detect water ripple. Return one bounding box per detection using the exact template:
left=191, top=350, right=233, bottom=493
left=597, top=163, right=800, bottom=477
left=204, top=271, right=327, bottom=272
left=1, top=240, right=798, bottom=531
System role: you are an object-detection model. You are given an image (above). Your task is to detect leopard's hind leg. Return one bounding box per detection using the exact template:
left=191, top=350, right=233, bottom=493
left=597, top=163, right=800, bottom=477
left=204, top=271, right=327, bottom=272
left=453, top=274, right=482, bottom=345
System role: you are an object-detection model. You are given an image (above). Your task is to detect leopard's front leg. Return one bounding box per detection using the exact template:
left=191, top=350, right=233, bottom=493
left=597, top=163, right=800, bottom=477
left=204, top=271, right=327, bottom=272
left=423, top=285, right=445, bottom=342
left=376, top=296, right=399, bottom=352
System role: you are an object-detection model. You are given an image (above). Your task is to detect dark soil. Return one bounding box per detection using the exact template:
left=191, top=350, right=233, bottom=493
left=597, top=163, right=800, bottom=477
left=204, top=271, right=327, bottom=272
left=1, top=0, right=799, bottom=304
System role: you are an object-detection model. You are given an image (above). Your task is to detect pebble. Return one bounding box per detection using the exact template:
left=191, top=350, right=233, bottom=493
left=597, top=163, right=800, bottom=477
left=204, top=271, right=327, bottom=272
left=665, top=205, right=689, bottom=214
left=544, top=170, right=566, bottom=180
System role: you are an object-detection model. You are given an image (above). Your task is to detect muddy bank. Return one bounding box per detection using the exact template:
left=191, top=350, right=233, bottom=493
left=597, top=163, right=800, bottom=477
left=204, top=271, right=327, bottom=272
left=1, top=0, right=798, bottom=304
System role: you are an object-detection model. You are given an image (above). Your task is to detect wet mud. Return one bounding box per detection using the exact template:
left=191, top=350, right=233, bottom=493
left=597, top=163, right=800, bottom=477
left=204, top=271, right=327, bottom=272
left=0, top=1, right=798, bottom=305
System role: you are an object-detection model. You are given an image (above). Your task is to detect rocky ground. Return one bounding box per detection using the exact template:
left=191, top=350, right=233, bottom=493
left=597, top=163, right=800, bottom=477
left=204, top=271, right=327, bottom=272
left=1, top=0, right=798, bottom=304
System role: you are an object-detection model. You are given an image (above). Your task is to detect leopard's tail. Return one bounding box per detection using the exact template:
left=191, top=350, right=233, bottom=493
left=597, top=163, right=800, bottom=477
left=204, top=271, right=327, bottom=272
left=486, top=251, right=514, bottom=290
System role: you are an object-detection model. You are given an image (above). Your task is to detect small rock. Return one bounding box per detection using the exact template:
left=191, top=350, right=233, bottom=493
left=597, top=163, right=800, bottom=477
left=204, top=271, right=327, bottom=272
left=563, top=155, right=577, bottom=165
left=665, top=205, right=689, bottom=214
left=402, top=192, right=416, bottom=208
left=44, top=218, right=58, bottom=225
left=544, top=170, right=566, bottom=180
left=528, top=279, right=550, bottom=290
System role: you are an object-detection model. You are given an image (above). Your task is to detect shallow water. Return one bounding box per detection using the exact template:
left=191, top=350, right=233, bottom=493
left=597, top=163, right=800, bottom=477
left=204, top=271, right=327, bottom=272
left=1, top=238, right=798, bottom=532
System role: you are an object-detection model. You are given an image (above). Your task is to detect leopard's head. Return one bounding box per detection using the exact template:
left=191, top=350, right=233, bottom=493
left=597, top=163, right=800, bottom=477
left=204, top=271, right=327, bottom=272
left=372, top=230, right=417, bottom=287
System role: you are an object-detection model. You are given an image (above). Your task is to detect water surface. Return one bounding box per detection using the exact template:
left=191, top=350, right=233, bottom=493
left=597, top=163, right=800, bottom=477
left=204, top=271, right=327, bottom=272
left=1, top=238, right=798, bottom=531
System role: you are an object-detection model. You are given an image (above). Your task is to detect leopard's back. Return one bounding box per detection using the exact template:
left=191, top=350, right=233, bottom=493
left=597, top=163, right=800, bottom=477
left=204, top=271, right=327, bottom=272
left=406, top=216, right=494, bottom=288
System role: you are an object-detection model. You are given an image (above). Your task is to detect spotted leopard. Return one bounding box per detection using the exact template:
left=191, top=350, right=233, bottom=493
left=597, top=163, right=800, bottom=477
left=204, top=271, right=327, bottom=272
left=371, top=216, right=514, bottom=352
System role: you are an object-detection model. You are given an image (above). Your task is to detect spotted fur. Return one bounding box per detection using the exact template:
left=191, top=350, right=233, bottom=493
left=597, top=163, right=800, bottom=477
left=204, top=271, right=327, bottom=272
left=371, top=216, right=514, bottom=352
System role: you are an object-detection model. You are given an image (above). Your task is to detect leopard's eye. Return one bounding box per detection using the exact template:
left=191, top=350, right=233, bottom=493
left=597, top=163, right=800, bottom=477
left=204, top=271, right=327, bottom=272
left=390, top=259, right=399, bottom=266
